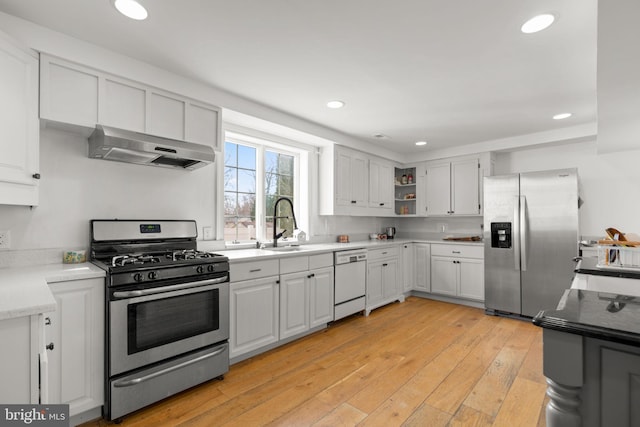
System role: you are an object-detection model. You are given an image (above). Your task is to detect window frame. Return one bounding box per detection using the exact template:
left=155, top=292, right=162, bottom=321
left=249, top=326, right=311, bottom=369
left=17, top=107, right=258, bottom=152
left=222, top=130, right=306, bottom=246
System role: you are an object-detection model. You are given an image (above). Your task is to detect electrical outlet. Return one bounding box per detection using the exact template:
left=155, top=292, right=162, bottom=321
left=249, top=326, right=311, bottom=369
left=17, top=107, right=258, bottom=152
left=0, top=230, right=11, bottom=249
left=437, top=223, right=447, bottom=233
left=203, top=226, right=213, bottom=240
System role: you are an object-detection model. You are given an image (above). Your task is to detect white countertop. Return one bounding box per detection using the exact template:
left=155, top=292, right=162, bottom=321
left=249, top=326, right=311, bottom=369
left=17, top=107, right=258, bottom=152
left=216, top=238, right=483, bottom=262
left=0, top=263, right=106, bottom=321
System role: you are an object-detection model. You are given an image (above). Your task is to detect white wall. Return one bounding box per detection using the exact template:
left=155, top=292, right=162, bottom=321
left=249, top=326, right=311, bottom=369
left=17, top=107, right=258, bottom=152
left=495, top=138, right=640, bottom=237
left=0, top=127, right=216, bottom=250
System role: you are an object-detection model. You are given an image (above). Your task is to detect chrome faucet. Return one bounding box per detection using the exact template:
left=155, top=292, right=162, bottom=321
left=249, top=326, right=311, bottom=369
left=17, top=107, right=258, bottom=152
left=272, top=196, right=297, bottom=247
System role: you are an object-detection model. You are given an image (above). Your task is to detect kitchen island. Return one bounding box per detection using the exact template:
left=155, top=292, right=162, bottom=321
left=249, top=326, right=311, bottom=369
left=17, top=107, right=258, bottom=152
left=534, top=260, right=640, bottom=427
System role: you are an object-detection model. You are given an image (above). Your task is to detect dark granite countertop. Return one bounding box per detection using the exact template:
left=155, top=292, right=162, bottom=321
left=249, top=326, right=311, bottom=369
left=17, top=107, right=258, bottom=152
left=575, top=256, right=640, bottom=280
left=533, top=288, right=640, bottom=347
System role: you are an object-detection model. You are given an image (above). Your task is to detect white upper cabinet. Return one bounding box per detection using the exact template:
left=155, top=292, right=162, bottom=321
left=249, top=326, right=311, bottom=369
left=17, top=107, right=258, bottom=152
left=423, top=157, right=480, bottom=216
left=40, top=54, right=222, bottom=150
left=368, top=158, right=393, bottom=210
left=0, top=30, right=39, bottom=206
left=319, top=145, right=395, bottom=216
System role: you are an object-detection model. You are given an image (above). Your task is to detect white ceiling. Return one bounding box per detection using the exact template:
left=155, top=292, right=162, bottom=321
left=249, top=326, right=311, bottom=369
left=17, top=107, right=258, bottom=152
left=0, top=0, right=597, bottom=154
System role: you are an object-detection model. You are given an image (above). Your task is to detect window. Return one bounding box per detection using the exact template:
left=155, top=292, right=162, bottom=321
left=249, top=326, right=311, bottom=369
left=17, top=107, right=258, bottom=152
left=224, top=143, right=257, bottom=242
left=223, top=136, right=302, bottom=244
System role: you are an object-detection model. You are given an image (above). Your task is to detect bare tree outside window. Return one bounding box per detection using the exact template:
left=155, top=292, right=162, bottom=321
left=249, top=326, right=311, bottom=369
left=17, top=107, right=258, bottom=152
left=265, top=150, right=295, bottom=239
left=224, top=142, right=256, bottom=242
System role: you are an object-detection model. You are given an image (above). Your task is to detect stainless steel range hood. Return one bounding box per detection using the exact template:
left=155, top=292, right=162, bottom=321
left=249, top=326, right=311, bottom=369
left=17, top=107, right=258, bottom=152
left=88, top=125, right=215, bottom=170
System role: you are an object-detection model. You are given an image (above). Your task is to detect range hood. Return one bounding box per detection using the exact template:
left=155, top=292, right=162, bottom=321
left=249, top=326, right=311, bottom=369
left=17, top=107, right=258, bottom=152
left=88, top=125, right=215, bottom=170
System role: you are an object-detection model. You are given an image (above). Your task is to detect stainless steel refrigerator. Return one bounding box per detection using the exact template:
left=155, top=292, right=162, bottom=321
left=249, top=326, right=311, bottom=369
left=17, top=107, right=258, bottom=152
left=483, top=168, right=579, bottom=317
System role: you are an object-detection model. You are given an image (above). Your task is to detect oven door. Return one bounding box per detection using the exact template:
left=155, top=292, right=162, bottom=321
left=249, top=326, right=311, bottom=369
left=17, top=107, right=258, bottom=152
left=109, top=275, right=229, bottom=376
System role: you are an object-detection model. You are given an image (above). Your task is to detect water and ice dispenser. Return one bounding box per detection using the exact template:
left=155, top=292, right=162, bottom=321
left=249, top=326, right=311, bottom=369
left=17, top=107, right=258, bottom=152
left=490, top=222, right=512, bottom=248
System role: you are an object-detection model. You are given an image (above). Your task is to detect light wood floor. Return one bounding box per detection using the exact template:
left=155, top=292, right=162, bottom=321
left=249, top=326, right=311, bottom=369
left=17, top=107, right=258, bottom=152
left=82, top=297, right=548, bottom=427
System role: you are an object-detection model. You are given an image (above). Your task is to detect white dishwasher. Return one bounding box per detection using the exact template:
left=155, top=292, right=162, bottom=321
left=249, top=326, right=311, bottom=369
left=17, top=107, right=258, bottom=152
left=334, top=249, right=367, bottom=320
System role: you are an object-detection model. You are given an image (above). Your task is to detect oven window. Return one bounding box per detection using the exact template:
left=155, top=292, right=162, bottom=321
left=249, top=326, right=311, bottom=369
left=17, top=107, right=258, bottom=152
left=127, top=289, right=219, bottom=354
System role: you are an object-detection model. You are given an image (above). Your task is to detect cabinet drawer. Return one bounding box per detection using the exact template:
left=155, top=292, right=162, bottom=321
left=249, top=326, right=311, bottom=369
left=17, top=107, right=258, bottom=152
left=231, top=260, right=279, bottom=281
left=431, top=244, right=483, bottom=259
left=309, top=253, right=333, bottom=270
left=368, top=246, right=399, bottom=261
left=280, top=256, right=309, bottom=275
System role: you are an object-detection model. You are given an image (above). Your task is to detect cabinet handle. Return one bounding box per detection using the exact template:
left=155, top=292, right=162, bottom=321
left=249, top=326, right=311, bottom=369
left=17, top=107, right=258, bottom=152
left=249, top=269, right=262, bottom=273
left=32, top=173, right=41, bottom=179
left=379, top=203, right=384, bottom=206
left=351, top=200, right=357, bottom=204
left=382, top=263, right=388, bottom=267
left=276, top=280, right=280, bottom=284
left=44, top=317, right=51, bottom=325
left=46, top=343, right=54, bottom=351
left=307, top=273, right=315, bottom=278
left=452, top=251, right=461, bottom=254
left=382, top=251, right=388, bottom=255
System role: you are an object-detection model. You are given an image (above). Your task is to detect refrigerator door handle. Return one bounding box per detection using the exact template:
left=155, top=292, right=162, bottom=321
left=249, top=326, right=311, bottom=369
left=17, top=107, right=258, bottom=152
left=513, top=196, right=521, bottom=271
left=520, top=195, right=528, bottom=272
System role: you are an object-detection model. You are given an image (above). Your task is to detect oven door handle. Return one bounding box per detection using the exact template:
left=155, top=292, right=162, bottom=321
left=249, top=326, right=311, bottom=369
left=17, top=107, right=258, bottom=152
left=113, top=275, right=228, bottom=298
left=112, top=346, right=227, bottom=388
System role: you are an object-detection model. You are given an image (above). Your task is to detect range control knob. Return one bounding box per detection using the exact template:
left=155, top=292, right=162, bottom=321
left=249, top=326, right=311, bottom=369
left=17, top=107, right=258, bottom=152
left=148, top=271, right=157, bottom=280
left=133, top=273, right=144, bottom=282
left=207, top=265, right=215, bottom=273
left=196, top=266, right=204, bottom=274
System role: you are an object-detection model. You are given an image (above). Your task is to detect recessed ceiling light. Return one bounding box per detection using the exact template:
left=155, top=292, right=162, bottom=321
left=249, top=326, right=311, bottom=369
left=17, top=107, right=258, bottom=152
left=553, top=113, right=572, bottom=120
left=521, top=14, right=555, bottom=34
left=113, top=0, right=148, bottom=20
left=415, top=141, right=428, bottom=146
left=326, top=100, right=345, bottom=109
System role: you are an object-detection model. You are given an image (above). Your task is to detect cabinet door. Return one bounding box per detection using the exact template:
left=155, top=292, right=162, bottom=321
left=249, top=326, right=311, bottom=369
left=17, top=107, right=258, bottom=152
left=402, top=244, right=415, bottom=291
left=185, top=101, right=221, bottom=149
left=335, top=149, right=353, bottom=207
left=148, top=91, right=186, bottom=140
left=230, top=277, right=279, bottom=358
left=0, top=316, right=34, bottom=403
left=382, top=258, right=399, bottom=299
left=451, top=158, right=480, bottom=215
left=366, top=261, right=384, bottom=305
left=280, top=271, right=310, bottom=340
left=40, top=54, right=99, bottom=128
left=601, top=348, right=640, bottom=426
left=425, top=163, right=451, bottom=216
left=351, top=152, right=368, bottom=207
left=430, top=256, right=458, bottom=296
left=101, top=76, right=146, bottom=132
left=46, top=278, right=104, bottom=416
left=309, top=267, right=334, bottom=328
left=414, top=243, right=431, bottom=292
left=458, top=258, right=484, bottom=300
left=369, top=159, right=393, bottom=209
left=0, top=32, right=39, bottom=206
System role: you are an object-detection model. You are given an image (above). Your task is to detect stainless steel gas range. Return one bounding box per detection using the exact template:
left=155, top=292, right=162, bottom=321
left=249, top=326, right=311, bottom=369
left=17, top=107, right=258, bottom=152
left=90, top=219, right=230, bottom=422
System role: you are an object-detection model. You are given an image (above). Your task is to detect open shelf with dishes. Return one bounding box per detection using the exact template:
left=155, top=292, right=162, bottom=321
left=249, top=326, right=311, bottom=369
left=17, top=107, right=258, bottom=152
left=395, top=167, right=417, bottom=215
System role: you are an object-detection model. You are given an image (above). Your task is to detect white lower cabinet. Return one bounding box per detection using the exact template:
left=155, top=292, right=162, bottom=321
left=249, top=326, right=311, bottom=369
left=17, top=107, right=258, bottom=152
left=0, top=314, right=42, bottom=404
left=402, top=243, right=414, bottom=292
left=230, top=254, right=334, bottom=360
left=366, top=247, right=404, bottom=314
left=229, top=276, right=280, bottom=359
left=430, top=244, right=484, bottom=301
left=45, top=278, right=104, bottom=417
left=280, top=266, right=334, bottom=340
left=414, top=243, right=431, bottom=292
left=309, top=267, right=335, bottom=328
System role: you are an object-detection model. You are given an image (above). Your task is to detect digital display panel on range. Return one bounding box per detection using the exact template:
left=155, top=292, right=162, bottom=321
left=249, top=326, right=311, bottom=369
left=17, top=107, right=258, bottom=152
left=140, top=224, right=161, bottom=234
